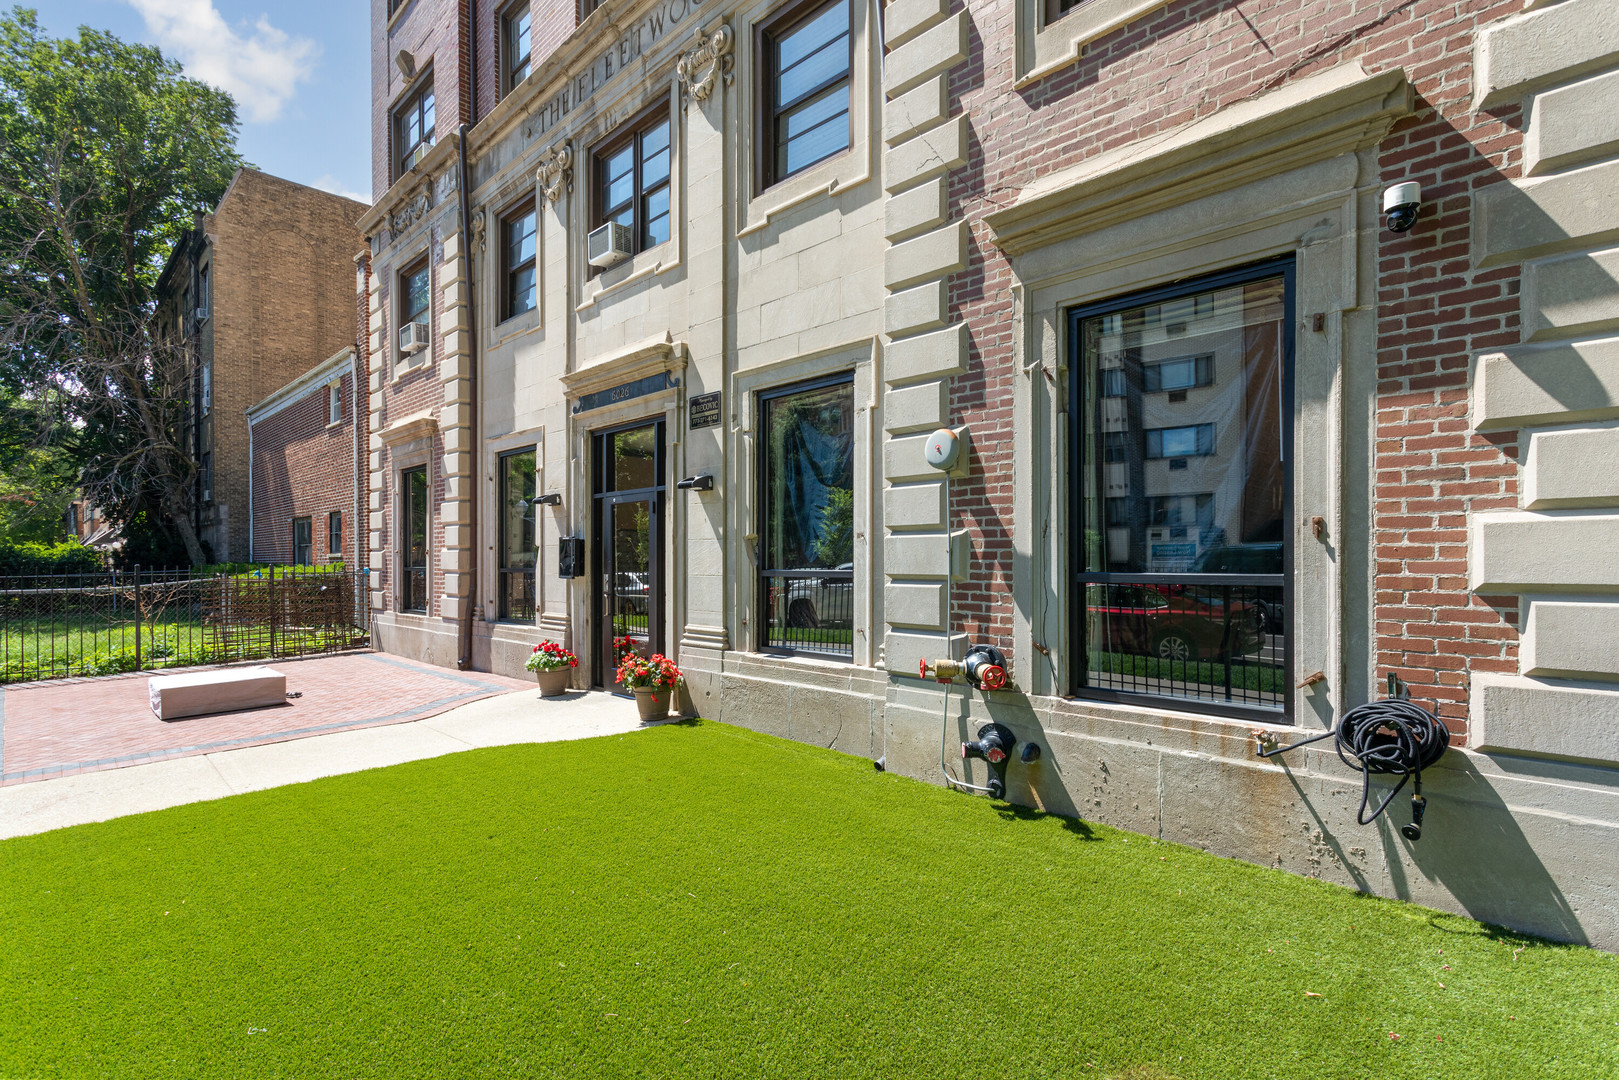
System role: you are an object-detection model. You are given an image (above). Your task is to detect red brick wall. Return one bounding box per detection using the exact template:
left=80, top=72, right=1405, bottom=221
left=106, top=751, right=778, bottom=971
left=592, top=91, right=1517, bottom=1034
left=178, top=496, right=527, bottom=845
left=249, top=375, right=357, bottom=565
left=374, top=0, right=471, bottom=197
left=949, top=0, right=1525, bottom=736
left=476, top=0, right=580, bottom=123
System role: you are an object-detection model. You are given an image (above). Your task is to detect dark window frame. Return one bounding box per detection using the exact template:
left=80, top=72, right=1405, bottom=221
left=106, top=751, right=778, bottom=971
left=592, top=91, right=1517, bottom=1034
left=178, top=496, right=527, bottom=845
left=757, top=0, right=854, bottom=191
left=399, top=254, right=430, bottom=367
left=393, top=75, right=436, bottom=181
left=502, top=2, right=533, bottom=96
left=500, top=196, right=538, bottom=321
left=1066, top=255, right=1295, bottom=723
left=591, top=104, right=674, bottom=266
left=292, top=516, right=313, bottom=566
left=401, top=465, right=430, bottom=613
left=1044, top=0, right=1088, bottom=28
left=756, top=372, right=857, bottom=661
left=498, top=447, right=538, bottom=623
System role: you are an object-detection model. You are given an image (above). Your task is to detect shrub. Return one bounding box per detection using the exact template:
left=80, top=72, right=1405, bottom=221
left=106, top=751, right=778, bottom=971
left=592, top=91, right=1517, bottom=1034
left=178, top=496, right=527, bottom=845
left=0, top=539, right=103, bottom=575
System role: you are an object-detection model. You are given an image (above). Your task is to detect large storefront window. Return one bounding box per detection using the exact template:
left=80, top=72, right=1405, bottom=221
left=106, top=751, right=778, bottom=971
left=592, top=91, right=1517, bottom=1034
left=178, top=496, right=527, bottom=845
left=1070, top=259, right=1292, bottom=718
left=402, top=466, right=429, bottom=613
left=499, top=449, right=537, bottom=622
left=760, top=376, right=854, bottom=658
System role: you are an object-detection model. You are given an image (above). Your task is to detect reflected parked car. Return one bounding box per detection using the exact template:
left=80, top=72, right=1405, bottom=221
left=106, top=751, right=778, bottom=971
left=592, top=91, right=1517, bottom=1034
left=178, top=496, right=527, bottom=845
left=770, top=563, right=854, bottom=629
left=1086, top=583, right=1262, bottom=662
left=1190, top=543, right=1284, bottom=633
left=614, top=571, right=650, bottom=614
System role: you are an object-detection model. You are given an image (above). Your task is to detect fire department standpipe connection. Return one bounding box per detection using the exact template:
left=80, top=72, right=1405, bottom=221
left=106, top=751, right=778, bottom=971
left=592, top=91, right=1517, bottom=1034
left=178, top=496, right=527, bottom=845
left=915, top=427, right=1025, bottom=798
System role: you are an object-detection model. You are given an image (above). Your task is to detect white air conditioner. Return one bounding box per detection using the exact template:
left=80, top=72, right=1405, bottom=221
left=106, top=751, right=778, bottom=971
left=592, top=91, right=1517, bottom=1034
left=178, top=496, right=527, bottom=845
left=202, top=489, right=211, bottom=503
left=587, top=222, right=633, bottom=269
left=194, top=305, right=209, bottom=322
left=399, top=320, right=430, bottom=353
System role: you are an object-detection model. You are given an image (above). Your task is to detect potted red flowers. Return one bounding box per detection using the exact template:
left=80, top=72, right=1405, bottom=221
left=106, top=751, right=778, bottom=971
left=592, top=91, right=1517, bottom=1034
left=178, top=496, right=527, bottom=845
left=615, top=652, right=682, bottom=721
left=525, top=640, right=579, bottom=697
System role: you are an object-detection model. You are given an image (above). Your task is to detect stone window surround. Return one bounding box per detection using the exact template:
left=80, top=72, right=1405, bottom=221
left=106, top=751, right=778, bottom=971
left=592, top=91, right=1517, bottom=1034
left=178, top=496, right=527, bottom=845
left=734, top=0, right=875, bottom=239
left=1014, top=0, right=1170, bottom=88
left=993, top=62, right=1412, bottom=732
left=395, top=453, right=434, bottom=616
left=575, top=84, right=685, bottom=311
left=729, top=341, right=877, bottom=667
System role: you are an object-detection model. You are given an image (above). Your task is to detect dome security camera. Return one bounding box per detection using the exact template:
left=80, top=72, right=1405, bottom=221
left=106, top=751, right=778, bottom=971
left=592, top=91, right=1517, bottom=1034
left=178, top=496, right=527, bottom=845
left=1383, top=181, right=1422, bottom=233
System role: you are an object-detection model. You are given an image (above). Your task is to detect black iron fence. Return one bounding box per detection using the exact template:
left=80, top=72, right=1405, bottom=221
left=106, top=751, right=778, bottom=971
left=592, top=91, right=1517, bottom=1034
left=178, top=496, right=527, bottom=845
left=0, top=565, right=370, bottom=685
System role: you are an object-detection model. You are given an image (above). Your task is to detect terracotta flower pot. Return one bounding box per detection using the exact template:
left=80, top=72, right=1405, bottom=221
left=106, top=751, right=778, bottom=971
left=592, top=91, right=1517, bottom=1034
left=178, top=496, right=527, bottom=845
left=634, top=687, right=671, bottom=721
left=535, top=667, right=571, bottom=697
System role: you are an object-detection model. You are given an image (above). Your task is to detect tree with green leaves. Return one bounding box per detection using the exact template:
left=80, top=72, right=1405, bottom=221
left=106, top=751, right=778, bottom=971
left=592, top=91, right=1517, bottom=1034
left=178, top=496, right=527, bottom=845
left=0, top=6, right=243, bottom=564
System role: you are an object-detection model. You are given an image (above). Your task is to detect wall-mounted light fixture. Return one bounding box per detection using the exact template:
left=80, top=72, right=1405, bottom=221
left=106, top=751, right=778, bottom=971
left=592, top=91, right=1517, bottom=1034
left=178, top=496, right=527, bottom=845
left=675, top=474, right=714, bottom=491
left=531, top=493, right=562, bottom=506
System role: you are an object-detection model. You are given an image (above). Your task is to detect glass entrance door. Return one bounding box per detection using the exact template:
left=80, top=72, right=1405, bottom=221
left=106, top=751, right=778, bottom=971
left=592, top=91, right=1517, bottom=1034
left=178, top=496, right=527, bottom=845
left=592, top=421, right=664, bottom=688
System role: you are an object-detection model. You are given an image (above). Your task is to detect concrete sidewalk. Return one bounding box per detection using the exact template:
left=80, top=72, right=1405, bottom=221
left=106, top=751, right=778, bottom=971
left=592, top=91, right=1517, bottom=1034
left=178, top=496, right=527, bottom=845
left=0, top=688, right=651, bottom=840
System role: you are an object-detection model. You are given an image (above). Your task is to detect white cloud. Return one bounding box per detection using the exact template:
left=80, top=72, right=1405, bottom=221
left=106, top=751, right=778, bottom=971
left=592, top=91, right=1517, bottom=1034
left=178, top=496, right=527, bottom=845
left=310, top=174, right=372, bottom=205
left=127, top=0, right=318, bottom=123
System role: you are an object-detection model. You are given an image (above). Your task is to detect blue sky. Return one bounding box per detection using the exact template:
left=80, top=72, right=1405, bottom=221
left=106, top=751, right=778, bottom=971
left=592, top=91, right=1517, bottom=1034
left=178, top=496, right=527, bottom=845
left=38, top=0, right=372, bottom=204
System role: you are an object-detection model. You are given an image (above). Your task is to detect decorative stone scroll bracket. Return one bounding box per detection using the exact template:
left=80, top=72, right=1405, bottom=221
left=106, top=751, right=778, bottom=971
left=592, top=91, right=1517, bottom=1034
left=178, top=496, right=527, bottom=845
left=470, top=207, right=487, bottom=255
left=536, top=142, right=573, bottom=205
left=675, top=24, right=733, bottom=107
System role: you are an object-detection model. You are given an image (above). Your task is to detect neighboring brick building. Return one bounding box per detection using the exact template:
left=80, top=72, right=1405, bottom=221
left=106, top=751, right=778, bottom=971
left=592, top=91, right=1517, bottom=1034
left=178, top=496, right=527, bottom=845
left=154, top=169, right=368, bottom=562
left=247, top=347, right=362, bottom=566
left=358, top=0, right=1619, bottom=946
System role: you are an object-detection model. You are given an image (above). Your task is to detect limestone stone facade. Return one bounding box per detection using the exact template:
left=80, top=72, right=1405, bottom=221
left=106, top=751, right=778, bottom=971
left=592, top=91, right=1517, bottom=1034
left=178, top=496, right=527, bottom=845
left=361, top=0, right=1619, bottom=948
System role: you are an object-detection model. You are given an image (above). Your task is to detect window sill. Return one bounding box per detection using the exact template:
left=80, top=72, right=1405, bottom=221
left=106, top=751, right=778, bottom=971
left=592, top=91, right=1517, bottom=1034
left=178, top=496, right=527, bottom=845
left=1015, top=0, right=1171, bottom=87
left=576, top=241, right=676, bottom=312
left=739, top=146, right=866, bottom=239
left=326, top=420, right=344, bottom=430
left=391, top=357, right=430, bottom=384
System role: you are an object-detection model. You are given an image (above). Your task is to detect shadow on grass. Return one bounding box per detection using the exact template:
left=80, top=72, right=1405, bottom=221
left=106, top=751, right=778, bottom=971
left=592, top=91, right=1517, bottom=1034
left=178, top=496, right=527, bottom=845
left=993, top=799, right=1098, bottom=841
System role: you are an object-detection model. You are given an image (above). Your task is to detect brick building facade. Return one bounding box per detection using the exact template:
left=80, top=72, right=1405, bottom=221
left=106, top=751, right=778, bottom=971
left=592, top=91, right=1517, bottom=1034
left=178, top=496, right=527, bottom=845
left=359, top=0, right=1619, bottom=946
left=247, top=348, right=362, bottom=566
left=154, top=169, right=367, bottom=562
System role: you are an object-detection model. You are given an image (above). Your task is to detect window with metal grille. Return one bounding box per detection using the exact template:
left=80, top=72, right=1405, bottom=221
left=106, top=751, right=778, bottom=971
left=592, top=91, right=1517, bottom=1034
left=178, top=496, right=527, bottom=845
left=595, top=112, right=672, bottom=257
left=761, top=0, right=851, bottom=187
left=499, top=448, right=537, bottom=622
left=1070, top=258, right=1293, bottom=720
left=759, top=375, right=855, bottom=659
left=502, top=199, right=537, bottom=319
left=402, top=466, right=429, bottom=613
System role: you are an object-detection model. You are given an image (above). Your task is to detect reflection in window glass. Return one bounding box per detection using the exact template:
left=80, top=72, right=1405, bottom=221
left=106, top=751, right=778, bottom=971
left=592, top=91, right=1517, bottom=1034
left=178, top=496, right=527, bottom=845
left=761, top=378, right=854, bottom=658
left=499, top=449, right=537, bottom=621
left=1076, top=268, right=1290, bottom=715
left=403, top=466, right=429, bottom=612
left=610, top=425, right=658, bottom=492
left=766, top=0, right=851, bottom=184
left=504, top=203, right=537, bottom=319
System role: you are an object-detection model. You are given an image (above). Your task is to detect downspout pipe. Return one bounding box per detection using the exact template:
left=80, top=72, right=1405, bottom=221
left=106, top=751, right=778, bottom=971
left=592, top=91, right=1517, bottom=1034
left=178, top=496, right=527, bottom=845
left=456, top=124, right=479, bottom=670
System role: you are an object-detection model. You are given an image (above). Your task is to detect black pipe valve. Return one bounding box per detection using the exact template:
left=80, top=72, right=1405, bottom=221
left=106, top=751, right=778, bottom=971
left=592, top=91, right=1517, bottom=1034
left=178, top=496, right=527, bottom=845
left=962, top=723, right=1016, bottom=799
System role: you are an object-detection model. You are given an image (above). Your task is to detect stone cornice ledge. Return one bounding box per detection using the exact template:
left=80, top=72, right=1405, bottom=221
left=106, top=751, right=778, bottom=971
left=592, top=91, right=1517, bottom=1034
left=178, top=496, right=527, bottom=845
left=357, top=133, right=461, bottom=236
left=377, top=409, right=440, bottom=446
left=561, top=332, right=688, bottom=399
left=986, top=62, right=1412, bottom=256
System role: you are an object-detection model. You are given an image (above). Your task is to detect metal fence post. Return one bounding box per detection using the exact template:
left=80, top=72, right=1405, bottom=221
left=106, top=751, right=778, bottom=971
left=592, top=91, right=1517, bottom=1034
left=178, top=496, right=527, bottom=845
left=268, top=563, right=277, bottom=658
left=133, top=564, right=142, bottom=672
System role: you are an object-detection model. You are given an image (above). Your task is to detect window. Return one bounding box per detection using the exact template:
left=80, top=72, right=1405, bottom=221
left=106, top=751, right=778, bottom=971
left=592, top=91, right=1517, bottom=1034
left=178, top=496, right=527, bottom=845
left=1044, top=0, right=1086, bottom=26
left=504, top=5, right=532, bottom=94
left=502, top=200, right=537, bottom=319
left=180, top=287, right=191, bottom=340
left=1143, top=354, right=1214, bottom=393
left=399, top=257, right=430, bottom=366
left=197, top=264, right=210, bottom=320
left=328, top=511, right=342, bottom=560
left=293, top=517, right=313, bottom=566
left=759, top=376, right=855, bottom=658
left=395, top=80, right=435, bottom=179
left=201, top=452, right=212, bottom=501
left=402, top=466, right=429, bottom=612
left=1144, top=424, right=1215, bottom=459
left=761, top=0, right=852, bottom=187
left=201, top=364, right=212, bottom=415
left=328, top=381, right=342, bottom=425
left=595, top=112, right=672, bottom=256
left=1070, top=259, right=1292, bottom=718
left=499, top=449, right=537, bottom=621
left=579, top=0, right=600, bottom=18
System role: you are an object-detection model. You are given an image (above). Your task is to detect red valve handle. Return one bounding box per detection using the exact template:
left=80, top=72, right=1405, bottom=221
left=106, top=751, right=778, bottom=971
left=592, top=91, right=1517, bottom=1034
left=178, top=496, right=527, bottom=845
left=979, top=664, right=1007, bottom=691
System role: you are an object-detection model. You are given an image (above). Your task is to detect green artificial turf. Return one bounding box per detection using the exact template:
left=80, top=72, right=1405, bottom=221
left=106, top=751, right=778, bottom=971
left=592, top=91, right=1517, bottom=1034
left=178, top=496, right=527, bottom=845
left=2, top=721, right=1616, bottom=1079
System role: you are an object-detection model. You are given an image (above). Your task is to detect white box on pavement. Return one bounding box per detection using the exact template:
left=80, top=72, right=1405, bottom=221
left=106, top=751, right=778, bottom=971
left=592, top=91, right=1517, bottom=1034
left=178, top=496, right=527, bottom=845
left=149, top=666, right=287, bottom=721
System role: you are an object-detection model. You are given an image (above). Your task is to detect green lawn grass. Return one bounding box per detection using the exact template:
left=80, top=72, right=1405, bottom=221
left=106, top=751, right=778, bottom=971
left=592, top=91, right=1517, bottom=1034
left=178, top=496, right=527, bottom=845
left=2, top=721, right=1615, bottom=1079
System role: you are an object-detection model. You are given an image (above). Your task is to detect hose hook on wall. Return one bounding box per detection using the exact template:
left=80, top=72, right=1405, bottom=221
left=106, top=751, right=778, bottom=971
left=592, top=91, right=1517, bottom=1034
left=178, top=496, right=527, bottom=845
left=1254, top=692, right=1449, bottom=841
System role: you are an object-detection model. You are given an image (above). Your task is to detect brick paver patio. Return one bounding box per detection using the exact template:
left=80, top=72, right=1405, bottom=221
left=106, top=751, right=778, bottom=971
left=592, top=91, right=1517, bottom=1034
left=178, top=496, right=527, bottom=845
left=0, top=652, right=535, bottom=786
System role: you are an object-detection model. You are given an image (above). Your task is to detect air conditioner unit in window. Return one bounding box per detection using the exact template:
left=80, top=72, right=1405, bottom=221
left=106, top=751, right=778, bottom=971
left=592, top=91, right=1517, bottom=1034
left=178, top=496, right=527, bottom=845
left=587, top=222, right=633, bottom=269
left=399, top=320, right=430, bottom=353
left=194, top=306, right=208, bottom=322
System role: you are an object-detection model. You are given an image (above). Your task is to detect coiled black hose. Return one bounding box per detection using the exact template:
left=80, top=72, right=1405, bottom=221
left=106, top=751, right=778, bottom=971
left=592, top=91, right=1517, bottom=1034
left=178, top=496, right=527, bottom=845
left=1258, top=698, right=1449, bottom=839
